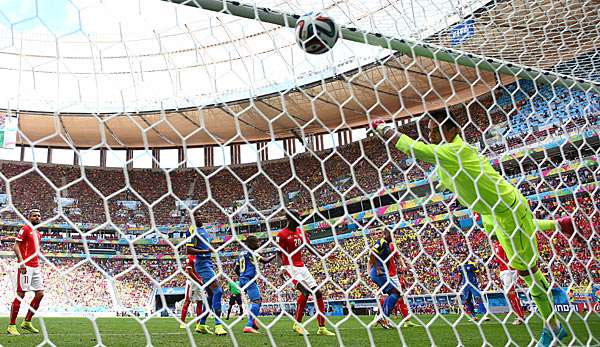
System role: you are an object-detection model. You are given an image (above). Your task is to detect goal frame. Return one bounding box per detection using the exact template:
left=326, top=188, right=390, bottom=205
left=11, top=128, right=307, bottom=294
left=165, top=0, right=600, bottom=95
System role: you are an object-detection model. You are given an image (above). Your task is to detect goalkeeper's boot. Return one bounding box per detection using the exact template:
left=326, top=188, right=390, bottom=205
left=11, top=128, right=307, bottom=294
left=20, top=321, right=39, bottom=333
left=293, top=323, right=309, bottom=335
left=537, top=323, right=567, bottom=347
left=179, top=321, right=187, bottom=329
left=243, top=326, right=261, bottom=334
left=402, top=319, right=419, bottom=328
left=6, top=325, right=20, bottom=336
left=480, top=315, right=491, bottom=322
left=214, top=324, right=228, bottom=336
left=317, top=327, right=336, bottom=336
left=195, top=324, right=214, bottom=335
left=468, top=316, right=479, bottom=323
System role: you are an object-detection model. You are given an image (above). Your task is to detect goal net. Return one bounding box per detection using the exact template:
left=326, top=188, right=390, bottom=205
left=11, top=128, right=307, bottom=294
left=0, top=0, right=598, bottom=346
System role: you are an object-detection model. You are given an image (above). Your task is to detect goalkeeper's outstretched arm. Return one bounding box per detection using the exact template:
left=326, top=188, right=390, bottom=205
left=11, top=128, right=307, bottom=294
left=370, top=119, right=441, bottom=164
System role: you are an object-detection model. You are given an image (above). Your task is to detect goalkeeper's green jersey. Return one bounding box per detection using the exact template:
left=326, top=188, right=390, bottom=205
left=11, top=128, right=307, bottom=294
left=395, top=134, right=517, bottom=215
left=228, top=281, right=241, bottom=296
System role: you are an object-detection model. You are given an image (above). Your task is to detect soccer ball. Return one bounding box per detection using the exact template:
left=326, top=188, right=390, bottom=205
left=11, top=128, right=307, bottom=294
left=295, top=12, right=339, bottom=54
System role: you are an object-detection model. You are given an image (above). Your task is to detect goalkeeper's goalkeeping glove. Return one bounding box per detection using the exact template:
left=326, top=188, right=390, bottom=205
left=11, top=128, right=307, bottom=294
left=369, top=118, right=395, bottom=138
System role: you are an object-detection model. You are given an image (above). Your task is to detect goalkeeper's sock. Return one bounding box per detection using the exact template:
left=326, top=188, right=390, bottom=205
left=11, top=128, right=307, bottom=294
left=247, top=303, right=261, bottom=328
left=384, top=293, right=399, bottom=317
left=522, top=270, right=559, bottom=329
left=295, top=294, right=308, bottom=323
left=316, top=296, right=326, bottom=327
left=212, top=287, right=223, bottom=325
left=9, top=298, right=20, bottom=325
left=226, top=305, right=232, bottom=320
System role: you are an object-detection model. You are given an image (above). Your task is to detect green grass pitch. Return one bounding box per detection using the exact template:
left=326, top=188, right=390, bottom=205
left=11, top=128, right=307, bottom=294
left=0, top=314, right=598, bottom=346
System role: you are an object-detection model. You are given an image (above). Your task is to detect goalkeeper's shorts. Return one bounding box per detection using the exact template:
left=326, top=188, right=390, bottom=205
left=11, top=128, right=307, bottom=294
left=481, top=194, right=538, bottom=271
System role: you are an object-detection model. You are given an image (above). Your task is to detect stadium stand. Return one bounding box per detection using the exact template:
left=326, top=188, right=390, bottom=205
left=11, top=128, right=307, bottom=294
left=0, top=81, right=599, bottom=316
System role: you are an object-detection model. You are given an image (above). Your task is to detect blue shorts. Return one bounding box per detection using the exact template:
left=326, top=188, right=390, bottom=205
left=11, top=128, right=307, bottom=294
left=240, top=277, right=261, bottom=302
left=369, top=267, right=399, bottom=295
left=461, top=284, right=482, bottom=303
left=195, top=261, right=217, bottom=285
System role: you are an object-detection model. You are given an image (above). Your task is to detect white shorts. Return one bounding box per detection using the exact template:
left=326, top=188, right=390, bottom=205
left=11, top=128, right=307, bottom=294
left=500, top=270, right=518, bottom=292
left=388, top=275, right=401, bottom=291
left=12, top=266, right=44, bottom=292
left=283, top=265, right=318, bottom=290
left=185, top=280, right=203, bottom=302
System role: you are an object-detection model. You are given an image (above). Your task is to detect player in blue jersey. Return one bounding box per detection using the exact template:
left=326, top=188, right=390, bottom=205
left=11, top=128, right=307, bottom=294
left=186, top=214, right=227, bottom=336
left=368, top=229, right=417, bottom=329
left=235, top=235, right=276, bottom=334
left=456, top=261, right=489, bottom=322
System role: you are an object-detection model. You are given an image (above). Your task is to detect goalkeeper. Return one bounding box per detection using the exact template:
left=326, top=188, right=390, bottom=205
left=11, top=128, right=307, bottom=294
left=370, top=108, right=573, bottom=347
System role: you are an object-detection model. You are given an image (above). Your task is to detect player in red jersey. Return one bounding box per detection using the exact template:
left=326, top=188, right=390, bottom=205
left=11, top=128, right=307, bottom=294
left=7, top=209, right=44, bottom=336
left=180, top=255, right=206, bottom=331
left=491, top=234, right=525, bottom=325
left=392, top=276, right=412, bottom=323
left=276, top=211, right=335, bottom=336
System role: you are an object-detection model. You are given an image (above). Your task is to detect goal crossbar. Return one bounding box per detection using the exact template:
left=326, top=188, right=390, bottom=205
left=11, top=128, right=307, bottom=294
left=165, top=0, right=600, bottom=95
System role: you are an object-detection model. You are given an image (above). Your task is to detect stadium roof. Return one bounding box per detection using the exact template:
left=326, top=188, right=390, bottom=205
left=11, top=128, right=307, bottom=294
left=1, top=0, right=597, bottom=148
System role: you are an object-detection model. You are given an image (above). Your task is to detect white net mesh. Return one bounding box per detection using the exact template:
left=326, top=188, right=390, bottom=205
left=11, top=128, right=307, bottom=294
left=0, top=0, right=598, bottom=346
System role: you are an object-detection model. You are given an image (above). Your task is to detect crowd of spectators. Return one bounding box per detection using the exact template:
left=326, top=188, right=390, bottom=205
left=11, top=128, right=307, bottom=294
left=0, top=257, right=149, bottom=311
left=0, top=82, right=598, bottom=314
left=0, top=82, right=597, bottom=230
left=1, top=189, right=597, bottom=312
